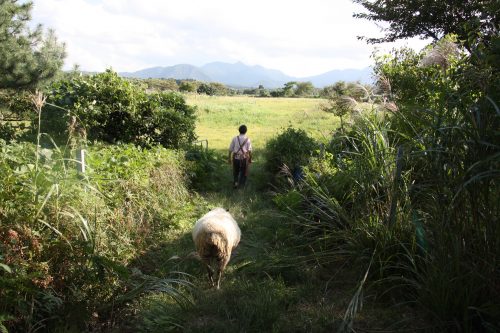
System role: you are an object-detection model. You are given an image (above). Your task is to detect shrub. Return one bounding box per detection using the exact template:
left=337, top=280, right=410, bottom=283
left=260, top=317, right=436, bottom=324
left=264, top=127, right=317, bottom=178
left=0, top=90, right=33, bottom=142
left=42, top=70, right=197, bottom=148
left=258, top=88, right=271, bottom=97
left=196, top=83, right=216, bottom=96
left=196, top=82, right=228, bottom=96
left=273, top=114, right=405, bottom=238
left=136, top=91, right=197, bottom=148
left=0, top=90, right=34, bottom=120
left=320, top=81, right=370, bottom=102
left=178, top=81, right=197, bottom=93
left=0, top=122, right=17, bottom=142
left=320, top=95, right=360, bottom=129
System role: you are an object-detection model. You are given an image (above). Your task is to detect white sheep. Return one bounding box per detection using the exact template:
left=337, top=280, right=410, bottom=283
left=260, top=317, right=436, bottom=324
left=192, top=208, right=241, bottom=289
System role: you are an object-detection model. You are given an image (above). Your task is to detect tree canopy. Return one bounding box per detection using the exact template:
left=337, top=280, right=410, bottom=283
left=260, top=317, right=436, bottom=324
left=0, top=0, right=66, bottom=89
left=353, top=0, right=499, bottom=50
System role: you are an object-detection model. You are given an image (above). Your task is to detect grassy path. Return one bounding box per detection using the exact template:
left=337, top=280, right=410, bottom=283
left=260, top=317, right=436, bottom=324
left=106, top=97, right=426, bottom=332
left=96, top=95, right=430, bottom=333
left=166, top=163, right=346, bottom=332
left=113, top=157, right=415, bottom=333
left=110, top=97, right=423, bottom=332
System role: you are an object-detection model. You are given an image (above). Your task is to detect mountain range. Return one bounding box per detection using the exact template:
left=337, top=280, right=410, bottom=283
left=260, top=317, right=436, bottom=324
left=120, top=62, right=372, bottom=88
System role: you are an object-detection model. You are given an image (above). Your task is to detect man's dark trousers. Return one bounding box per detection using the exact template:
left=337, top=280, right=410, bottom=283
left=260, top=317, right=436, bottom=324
left=233, top=158, right=247, bottom=187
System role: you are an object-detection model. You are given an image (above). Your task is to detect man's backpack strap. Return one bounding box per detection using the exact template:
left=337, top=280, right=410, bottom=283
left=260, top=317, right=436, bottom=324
left=236, top=136, right=248, bottom=155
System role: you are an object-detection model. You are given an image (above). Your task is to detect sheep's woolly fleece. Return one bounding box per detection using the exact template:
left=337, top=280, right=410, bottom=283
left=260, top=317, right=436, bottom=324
left=192, top=208, right=241, bottom=257
left=192, top=208, right=241, bottom=288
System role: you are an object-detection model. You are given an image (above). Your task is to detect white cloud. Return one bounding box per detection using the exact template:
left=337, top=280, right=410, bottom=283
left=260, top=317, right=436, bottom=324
left=31, top=0, right=430, bottom=77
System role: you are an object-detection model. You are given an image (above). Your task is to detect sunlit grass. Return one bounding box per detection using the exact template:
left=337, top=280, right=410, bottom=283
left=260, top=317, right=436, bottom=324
left=186, top=94, right=339, bottom=151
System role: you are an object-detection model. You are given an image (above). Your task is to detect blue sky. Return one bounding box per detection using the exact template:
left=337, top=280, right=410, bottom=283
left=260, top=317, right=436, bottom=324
left=31, top=0, right=429, bottom=77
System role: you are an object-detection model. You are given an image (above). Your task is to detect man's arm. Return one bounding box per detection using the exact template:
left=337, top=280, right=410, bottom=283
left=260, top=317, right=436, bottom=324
left=228, top=137, right=234, bottom=164
left=248, top=139, right=253, bottom=162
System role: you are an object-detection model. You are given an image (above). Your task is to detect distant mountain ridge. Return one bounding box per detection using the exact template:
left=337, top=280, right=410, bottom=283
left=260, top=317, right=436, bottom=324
left=119, top=62, right=372, bottom=88
left=120, top=64, right=211, bottom=82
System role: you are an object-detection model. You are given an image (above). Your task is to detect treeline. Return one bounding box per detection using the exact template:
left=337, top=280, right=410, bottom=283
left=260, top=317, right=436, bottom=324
left=127, top=76, right=370, bottom=99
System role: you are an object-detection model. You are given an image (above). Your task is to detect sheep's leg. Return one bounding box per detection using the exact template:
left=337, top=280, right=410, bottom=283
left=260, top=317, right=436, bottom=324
left=215, top=256, right=230, bottom=290
left=215, top=269, right=222, bottom=290
left=205, top=262, right=215, bottom=287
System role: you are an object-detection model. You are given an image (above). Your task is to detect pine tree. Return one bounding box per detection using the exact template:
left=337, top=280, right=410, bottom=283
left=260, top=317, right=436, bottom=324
left=0, top=0, right=66, bottom=89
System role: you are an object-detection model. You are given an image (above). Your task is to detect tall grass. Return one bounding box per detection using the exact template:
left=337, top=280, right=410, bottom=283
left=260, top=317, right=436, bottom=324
left=268, top=37, right=500, bottom=330
left=274, top=99, right=499, bottom=330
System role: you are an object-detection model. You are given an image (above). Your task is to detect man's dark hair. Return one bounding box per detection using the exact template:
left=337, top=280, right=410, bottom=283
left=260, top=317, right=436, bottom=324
left=239, top=125, right=247, bottom=134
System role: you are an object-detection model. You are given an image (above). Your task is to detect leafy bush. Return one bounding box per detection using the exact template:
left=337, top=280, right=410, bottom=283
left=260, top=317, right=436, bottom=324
left=320, top=81, right=370, bottom=102
left=178, top=81, right=198, bottom=93
left=0, top=90, right=34, bottom=120
left=0, top=90, right=33, bottom=142
left=320, top=95, right=360, bottom=129
left=197, top=83, right=216, bottom=96
left=264, top=127, right=317, bottom=178
left=136, top=92, right=197, bottom=148
left=41, top=70, right=197, bottom=148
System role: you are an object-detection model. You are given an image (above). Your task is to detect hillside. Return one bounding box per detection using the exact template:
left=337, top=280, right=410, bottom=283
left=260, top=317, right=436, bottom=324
left=120, top=64, right=211, bottom=81
left=119, top=61, right=372, bottom=88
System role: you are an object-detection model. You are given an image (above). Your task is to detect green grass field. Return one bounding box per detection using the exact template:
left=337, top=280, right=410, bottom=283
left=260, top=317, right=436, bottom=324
left=186, top=95, right=339, bottom=151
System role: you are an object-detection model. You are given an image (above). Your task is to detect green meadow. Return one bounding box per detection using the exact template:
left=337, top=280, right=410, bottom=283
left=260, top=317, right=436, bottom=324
left=186, top=95, right=338, bottom=151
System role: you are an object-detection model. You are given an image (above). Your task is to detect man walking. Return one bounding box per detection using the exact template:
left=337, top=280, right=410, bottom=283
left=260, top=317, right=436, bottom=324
left=228, top=124, right=252, bottom=189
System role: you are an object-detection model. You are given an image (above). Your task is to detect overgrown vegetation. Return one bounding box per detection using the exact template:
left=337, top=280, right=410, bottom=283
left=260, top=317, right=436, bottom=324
left=1, top=70, right=198, bottom=149
left=42, top=70, right=197, bottom=147
left=185, top=146, right=225, bottom=191
left=0, top=17, right=202, bottom=328
left=272, top=3, right=500, bottom=331
left=1, top=0, right=498, bottom=332
left=0, top=136, right=203, bottom=331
